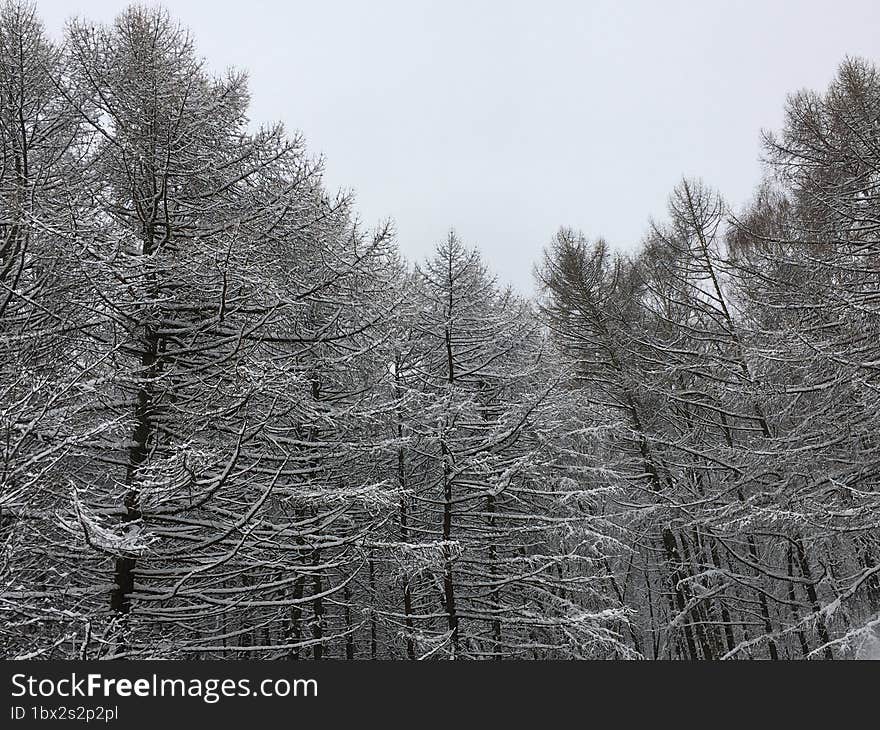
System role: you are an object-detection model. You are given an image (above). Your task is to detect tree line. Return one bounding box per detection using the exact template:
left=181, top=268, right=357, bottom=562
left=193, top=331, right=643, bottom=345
left=1, top=2, right=878, bottom=659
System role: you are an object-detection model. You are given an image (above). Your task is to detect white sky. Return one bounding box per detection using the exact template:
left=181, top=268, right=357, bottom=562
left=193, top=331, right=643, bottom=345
left=36, top=0, right=880, bottom=292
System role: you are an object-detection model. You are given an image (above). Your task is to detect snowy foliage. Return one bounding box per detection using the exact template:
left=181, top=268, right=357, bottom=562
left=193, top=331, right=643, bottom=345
left=1, top=2, right=877, bottom=660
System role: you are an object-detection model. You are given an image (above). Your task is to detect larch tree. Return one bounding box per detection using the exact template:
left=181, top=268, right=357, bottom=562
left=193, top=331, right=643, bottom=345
left=0, top=1, right=97, bottom=659
left=402, top=232, right=628, bottom=659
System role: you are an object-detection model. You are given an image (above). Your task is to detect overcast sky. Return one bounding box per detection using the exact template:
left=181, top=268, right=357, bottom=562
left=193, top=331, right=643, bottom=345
left=37, top=0, right=880, bottom=292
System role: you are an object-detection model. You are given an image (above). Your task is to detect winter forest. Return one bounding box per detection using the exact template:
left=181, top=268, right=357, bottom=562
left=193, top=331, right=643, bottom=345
left=1, top=2, right=880, bottom=661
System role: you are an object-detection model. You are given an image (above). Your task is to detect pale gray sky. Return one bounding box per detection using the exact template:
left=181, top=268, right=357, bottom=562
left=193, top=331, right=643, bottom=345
left=37, top=0, right=880, bottom=292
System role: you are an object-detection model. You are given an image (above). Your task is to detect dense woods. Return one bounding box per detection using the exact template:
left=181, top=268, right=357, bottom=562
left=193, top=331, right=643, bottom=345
left=1, top=3, right=879, bottom=659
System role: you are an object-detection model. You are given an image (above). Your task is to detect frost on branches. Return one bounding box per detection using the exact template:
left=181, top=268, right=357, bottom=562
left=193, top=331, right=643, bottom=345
left=0, top=2, right=878, bottom=660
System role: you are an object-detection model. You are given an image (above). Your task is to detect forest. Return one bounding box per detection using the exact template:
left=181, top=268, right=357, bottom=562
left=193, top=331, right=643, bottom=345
left=1, top=2, right=879, bottom=660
